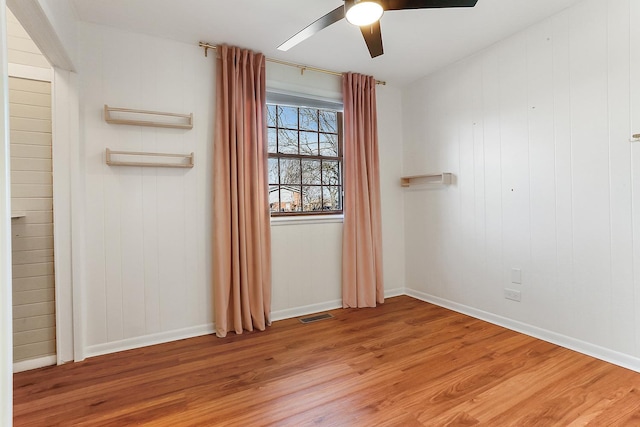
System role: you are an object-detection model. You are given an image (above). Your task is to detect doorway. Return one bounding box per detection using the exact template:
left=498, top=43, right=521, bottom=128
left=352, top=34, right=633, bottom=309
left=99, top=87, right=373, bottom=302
left=9, top=75, right=56, bottom=371
left=7, top=5, right=56, bottom=371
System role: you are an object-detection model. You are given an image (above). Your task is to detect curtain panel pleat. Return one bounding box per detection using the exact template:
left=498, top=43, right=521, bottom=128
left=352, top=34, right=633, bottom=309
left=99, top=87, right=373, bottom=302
left=213, top=45, right=272, bottom=337
left=342, top=73, right=384, bottom=308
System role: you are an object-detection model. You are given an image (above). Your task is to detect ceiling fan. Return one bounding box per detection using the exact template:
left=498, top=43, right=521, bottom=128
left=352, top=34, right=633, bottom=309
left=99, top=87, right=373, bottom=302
left=278, top=0, right=478, bottom=58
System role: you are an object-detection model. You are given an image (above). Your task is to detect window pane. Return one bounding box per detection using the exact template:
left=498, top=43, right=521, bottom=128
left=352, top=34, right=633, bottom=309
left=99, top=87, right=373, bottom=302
left=299, top=131, right=318, bottom=156
left=278, top=129, right=298, bottom=154
left=267, top=104, right=277, bottom=127
left=280, top=158, right=301, bottom=184
left=319, top=110, right=338, bottom=133
left=268, top=185, right=279, bottom=212
left=268, top=158, right=279, bottom=184
left=301, top=159, right=321, bottom=185
left=278, top=106, right=297, bottom=129
left=322, top=187, right=342, bottom=211
left=268, top=128, right=277, bottom=154
left=299, top=108, right=318, bottom=131
left=278, top=187, right=301, bottom=212
left=319, top=133, right=338, bottom=157
left=322, top=160, right=341, bottom=185
left=302, top=186, right=322, bottom=212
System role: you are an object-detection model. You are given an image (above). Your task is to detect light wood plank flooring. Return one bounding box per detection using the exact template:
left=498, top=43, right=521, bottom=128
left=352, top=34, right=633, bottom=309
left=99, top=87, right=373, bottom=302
left=13, top=296, right=640, bottom=426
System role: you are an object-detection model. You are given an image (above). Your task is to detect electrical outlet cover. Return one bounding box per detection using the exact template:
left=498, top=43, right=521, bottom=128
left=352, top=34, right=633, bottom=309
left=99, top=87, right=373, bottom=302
left=511, top=268, right=522, bottom=284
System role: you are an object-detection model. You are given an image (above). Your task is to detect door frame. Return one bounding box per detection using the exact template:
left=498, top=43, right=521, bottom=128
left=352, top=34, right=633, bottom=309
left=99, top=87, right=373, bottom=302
left=7, top=0, right=82, bottom=364
left=1, top=2, right=14, bottom=423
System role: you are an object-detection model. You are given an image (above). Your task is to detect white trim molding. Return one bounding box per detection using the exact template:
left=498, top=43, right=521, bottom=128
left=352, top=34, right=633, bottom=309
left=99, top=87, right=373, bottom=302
left=271, top=299, right=343, bottom=322
left=8, top=63, right=52, bottom=81
left=0, top=2, right=14, bottom=423
left=6, top=0, right=75, bottom=71
left=52, top=68, right=78, bottom=364
left=13, top=355, right=56, bottom=373
left=85, top=324, right=216, bottom=359
left=271, top=287, right=404, bottom=322
left=271, top=214, right=343, bottom=227
left=405, top=288, right=640, bottom=374
left=384, top=287, right=405, bottom=299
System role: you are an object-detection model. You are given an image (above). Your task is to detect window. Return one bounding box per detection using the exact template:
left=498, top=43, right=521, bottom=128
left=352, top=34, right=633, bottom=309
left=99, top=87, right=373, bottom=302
left=267, top=103, right=343, bottom=216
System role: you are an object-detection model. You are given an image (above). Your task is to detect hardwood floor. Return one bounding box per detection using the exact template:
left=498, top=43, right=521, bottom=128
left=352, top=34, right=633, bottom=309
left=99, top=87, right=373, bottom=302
left=13, top=296, right=640, bottom=426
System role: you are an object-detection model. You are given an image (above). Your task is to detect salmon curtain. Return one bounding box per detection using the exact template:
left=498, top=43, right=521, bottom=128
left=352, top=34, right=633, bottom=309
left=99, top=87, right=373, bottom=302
left=213, top=45, right=271, bottom=337
left=342, top=72, right=384, bottom=308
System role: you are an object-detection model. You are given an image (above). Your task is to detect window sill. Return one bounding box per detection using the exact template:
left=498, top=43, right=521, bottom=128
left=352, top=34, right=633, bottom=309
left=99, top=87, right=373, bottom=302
left=270, top=214, right=344, bottom=226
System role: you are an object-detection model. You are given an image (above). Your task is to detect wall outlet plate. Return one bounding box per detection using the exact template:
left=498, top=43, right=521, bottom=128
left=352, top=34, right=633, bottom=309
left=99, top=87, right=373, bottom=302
left=504, top=288, right=521, bottom=302
left=511, top=268, right=522, bottom=284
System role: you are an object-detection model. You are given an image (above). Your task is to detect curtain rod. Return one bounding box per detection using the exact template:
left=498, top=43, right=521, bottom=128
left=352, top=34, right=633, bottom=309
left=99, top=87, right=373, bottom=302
left=198, top=42, right=386, bottom=86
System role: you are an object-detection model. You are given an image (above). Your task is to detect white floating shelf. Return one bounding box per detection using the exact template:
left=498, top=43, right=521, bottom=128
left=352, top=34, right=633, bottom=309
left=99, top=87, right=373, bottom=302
left=401, top=173, right=452, bottom=187
left=11, top=212, right=26, bottom=219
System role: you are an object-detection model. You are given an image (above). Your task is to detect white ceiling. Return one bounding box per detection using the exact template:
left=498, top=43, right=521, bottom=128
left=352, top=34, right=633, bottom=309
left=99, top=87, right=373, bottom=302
left=70, top=0, right=584, bottom=87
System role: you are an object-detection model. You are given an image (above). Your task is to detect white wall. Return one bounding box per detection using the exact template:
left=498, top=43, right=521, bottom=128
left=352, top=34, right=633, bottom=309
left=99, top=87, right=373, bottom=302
left=75, top=22, right=406, bottom=354
left=377, top=85, right=406, bottom=298
left=271, top=146, right=406, bottom=319
left=78, top=23, right=214, bottom=356
left=271, top=220, right=343, bottom=318
left=403, top=0, right=640, bottom=370
left=268, top=62, right=345, bottom=318
left=269, top=64, right=406, bottom=320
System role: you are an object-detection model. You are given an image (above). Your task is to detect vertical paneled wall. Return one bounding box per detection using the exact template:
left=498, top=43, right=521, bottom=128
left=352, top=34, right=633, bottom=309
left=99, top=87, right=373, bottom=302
left=268, top=63, right=406, bottom=317
left=78, top=23, right=214, bottom=356
left=271, top=221, right=343, bottom=317
left=76, top=23, right=406, bottom=355
left=403, top=0, right=640, bottom=367
left=9, top=77, right=55, bottom=363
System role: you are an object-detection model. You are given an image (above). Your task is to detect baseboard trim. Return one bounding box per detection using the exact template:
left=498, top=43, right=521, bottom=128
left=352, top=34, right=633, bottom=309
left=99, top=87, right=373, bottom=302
left=384, top=287, right=405, bottom=298
left=79, top=288, right=640, bottom=373
left=405, top=288, right=640, bottom=373
left=84, top=290, right=406, bottom=359
left=85, top=324, right=215, bottom=359
left=271, top=299, right=343, bottom=322
left=271, top=288, right=405, bottom=322
left=13, top=355, right=57, bottom=373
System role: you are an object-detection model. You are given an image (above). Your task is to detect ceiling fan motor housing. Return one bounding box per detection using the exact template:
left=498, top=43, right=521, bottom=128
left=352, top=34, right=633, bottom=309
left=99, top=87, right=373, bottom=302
left=344, top=0, right=385, bottom=27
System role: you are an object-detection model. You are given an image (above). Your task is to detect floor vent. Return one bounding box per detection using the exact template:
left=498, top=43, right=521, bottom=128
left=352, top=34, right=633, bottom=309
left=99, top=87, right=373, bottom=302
left=299, top=313, right=334, bottom=324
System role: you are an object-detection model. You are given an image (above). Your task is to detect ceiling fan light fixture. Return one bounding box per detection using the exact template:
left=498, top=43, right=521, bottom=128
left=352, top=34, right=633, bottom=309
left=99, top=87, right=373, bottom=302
left=345, top=0, right=384, bottom=27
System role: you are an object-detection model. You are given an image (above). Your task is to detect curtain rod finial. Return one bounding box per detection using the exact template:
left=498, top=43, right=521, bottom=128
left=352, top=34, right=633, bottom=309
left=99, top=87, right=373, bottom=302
left=199, top=41, right=211, bottom=57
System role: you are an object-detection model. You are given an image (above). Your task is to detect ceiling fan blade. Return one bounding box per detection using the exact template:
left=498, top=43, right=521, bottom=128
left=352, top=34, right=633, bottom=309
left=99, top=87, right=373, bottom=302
left=360, top=21, right=384, bottom=58
left=278, top=6, right=345, bottom=51
left=382, top=0, right=478, bottom=11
